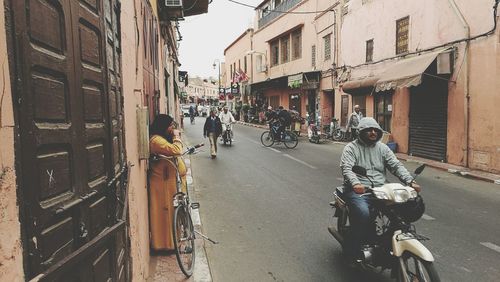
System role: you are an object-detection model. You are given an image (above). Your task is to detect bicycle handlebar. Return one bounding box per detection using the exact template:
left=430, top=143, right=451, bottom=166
left=151, top=143, right=205, bottom=161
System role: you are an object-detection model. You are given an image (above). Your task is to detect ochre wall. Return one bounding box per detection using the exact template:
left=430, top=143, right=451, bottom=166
left=121, top=0, right=153, bottom=279
left=0, top=0, right=24, bottom=279
left=391, top=88, right=410, bottom=153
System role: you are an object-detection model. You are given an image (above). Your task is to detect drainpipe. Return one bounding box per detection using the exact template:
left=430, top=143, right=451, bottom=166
left=448, top=0, right=470, bottom=167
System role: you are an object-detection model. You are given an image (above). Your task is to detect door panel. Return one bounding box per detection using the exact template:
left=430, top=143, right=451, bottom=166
left=10, top=0, right=128, bottom=280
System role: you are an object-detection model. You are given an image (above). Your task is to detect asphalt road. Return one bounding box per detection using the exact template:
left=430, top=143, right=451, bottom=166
left=182, top=117, right=500, bottom=282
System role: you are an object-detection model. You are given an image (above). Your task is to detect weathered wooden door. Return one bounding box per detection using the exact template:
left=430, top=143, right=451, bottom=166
left=341, top=94, right=349, bottom=126
left=8, top=0, right=129, bottom=280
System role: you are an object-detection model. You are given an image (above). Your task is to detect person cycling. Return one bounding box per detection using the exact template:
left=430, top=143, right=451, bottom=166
left=219, top=107, right=236, bottom=140
left=275, top=106, right=291, bottom=140
left=189, top=105, right=196, bottom=124
left=265, top=106, right=281, bottom=140
left=340, top=117, right=421, bottom=263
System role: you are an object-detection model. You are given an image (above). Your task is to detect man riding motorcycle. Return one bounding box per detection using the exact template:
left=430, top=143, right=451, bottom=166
left=219, top=107, right=235, bottom=141
left=339, top=117, right=421, bottom=263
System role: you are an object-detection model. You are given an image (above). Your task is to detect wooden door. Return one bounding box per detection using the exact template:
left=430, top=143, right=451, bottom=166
left=341, top=94, right=349, bottom=126
left=8, top=0, right=128, bottom=280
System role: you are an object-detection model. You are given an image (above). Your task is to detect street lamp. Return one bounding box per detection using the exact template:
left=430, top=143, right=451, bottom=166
left=213, top=59, right=222, bottom=105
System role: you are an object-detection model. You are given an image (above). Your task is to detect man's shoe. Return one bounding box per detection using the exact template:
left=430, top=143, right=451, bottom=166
left=211, top=155, right=216, bottom=159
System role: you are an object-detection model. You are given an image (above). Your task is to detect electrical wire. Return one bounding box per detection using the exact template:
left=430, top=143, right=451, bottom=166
left=228, top=0, right=333, bottom=14
left=335, top=0, right=500, bottom=71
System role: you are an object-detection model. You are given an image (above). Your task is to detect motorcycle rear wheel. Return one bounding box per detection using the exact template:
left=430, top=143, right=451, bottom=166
left=397, top=252, right=440, bottom=282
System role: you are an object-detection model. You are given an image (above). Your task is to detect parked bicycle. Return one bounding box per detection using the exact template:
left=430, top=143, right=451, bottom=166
left=151, top=143, right=217, bottom=277
left=261, top=122, right=298, bottom=148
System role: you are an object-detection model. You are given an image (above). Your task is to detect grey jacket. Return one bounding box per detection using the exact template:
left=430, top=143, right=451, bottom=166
left=340, top=117, right=413, bottom=188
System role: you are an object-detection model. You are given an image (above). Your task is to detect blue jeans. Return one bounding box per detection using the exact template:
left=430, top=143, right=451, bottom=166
left=344, top=190, right=374, bottom=259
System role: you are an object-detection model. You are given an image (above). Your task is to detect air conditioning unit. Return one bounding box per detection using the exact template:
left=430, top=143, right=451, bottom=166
left=159, top=0, right=184, bottom=21
left=166, top=0, right=182, bottom=7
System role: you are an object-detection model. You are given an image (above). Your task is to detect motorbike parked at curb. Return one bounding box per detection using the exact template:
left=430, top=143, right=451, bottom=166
left=328, top=164, right=440, bottom=282
left=307, top=123, right=321, bottom=144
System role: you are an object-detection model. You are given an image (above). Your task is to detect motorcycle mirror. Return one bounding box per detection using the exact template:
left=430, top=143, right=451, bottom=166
left=352, top=165, right=367, bottom=177
left=414, top=164, right=426, bottom=175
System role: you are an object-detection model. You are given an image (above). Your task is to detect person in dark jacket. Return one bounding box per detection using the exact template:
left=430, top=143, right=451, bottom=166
left=339, top=117, right=421, bottom=263
left=203, top=108, right=223, bottom=159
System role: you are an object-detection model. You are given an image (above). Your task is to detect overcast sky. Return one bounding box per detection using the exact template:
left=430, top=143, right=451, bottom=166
left=178, top=0, right=262, bottom=79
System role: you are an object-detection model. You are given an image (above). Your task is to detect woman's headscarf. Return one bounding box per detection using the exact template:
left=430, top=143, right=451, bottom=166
left=149, top=114, right=174, bottom=143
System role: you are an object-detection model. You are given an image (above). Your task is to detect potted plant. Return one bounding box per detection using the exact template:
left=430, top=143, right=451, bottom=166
left=234, top=102, right=242, bottom=121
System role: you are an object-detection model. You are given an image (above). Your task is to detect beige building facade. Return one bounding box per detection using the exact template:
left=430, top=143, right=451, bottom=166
left=225, top=0, right=499, bottom=173
left=232, top=0, right=344, bottom=129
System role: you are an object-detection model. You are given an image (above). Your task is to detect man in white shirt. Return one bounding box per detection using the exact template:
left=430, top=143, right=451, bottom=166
left=219, top=107, right=235, bottom=141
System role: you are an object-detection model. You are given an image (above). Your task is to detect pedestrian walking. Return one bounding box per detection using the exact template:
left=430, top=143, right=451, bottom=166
left=347, top=105, right=363, bottom=139
left=148, top=114, right=187, bottom=251
left=203, top=108, right=222, bottom=159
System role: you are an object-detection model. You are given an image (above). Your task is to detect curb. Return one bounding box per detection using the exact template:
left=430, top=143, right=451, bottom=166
left=184, top=159, right=213, bottom=282
left=396, top=153, right=500, bottom=184
left=235, top=121, right=500, bottom=184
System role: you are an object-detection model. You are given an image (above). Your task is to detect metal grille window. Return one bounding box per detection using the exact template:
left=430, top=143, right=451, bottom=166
left=281, top=35, right=290, bottom=63
left=324, top=34, right=331, bottom=61
left=375, top=92, right=393, bottom=132
left=366, top=39, right=374, bottom=62
left=312, top=45, right=316, bottom=67
left=271, top=39, right=279, bottom=67
left=396, top=16, right=409, bottom=55
left=292, top=30, right=302, bottom=60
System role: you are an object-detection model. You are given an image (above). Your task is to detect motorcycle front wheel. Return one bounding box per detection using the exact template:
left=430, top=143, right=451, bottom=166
left=397, top=252, right=440, bottom=282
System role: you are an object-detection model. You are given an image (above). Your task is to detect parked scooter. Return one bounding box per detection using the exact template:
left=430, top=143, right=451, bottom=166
left=307, top=114, right=321, bottom=144
left=307, top=123, right=321, bottom=144
left=329, top=164, right=440, bottom=281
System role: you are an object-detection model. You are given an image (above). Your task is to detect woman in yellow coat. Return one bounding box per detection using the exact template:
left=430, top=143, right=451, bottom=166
left=149, top=114, right=187, bottom=251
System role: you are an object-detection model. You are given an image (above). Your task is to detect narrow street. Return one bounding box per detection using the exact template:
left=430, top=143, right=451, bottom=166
left=183, top=118, right=500, bottom=282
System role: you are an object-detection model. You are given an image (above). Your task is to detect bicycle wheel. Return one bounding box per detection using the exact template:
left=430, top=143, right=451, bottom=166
left=397, top=252, right=440, bottom=282
left=283, top=131, right=298, bottom=149
left=261, top=131, right=274, bottom=147
left=173, top=206, right=195, bottom=277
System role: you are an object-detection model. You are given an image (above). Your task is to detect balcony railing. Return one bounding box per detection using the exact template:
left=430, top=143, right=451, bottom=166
left=258, top=0, right=302, bottom=29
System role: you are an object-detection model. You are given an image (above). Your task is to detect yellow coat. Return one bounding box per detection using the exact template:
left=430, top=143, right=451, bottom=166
left=149, top=135, right=187, bottom=250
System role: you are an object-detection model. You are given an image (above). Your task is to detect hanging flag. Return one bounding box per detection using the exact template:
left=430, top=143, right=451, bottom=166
left=232, top=70, right=238, bottom=83
left=238, top=68, right=249, bottom=82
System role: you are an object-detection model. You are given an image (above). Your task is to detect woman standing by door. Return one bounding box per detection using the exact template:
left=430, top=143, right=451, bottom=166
left=148, top=114, right=187, bottom=251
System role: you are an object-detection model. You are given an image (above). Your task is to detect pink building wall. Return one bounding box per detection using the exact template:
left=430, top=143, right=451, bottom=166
left=341, top=0, right=499, bottom=173
left=0, top=0, right=24, bottom=279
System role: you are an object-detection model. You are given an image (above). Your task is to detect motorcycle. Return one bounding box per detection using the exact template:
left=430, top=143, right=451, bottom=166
left=307, top=123, right=321, bottom=144
left=221, top=123, right=233, bottom=146
left=329, top=164, right=440, bottom=282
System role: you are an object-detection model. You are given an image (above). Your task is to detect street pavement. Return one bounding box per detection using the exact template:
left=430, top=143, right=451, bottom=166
left=157, top=116, right=500, bottom=282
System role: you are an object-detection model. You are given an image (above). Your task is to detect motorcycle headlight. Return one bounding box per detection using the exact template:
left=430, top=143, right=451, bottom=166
left=393, top=189, right=411, bottom=203
left=373, top=191, right=389, bottom=200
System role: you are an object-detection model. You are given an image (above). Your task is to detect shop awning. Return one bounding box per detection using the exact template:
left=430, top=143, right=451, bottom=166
left=375, top=48, right=452, bottom=92
left=341, top=65, right=385, bottom=95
